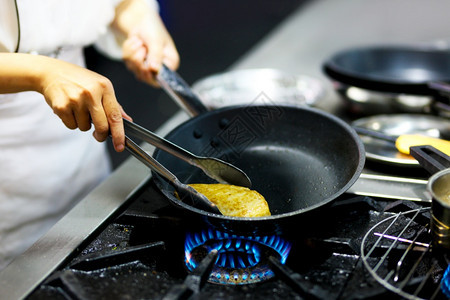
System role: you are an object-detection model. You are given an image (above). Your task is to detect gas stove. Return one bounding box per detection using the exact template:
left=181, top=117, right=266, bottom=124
left=23, top=178, right=448, bottom=300
left=0, top=113, right=445, bottom=300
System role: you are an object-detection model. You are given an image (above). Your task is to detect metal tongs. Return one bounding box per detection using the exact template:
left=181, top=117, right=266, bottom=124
left=123, top=119, right=252, bottom=214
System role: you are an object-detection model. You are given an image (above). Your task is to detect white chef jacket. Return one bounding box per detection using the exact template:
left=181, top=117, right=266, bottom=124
left=0, top=0, right=156, bottom=270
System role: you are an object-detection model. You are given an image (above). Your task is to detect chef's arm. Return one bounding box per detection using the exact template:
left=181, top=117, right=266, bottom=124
left=112, top=0, right=180, bottom=86
left=0, top=52, right=129, bottom=152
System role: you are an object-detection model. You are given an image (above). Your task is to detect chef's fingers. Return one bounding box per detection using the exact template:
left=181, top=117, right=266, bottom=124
left=88, top=101, right=108, bottom=142
left=56, top=108, right=78, bottom=130
left=146, top=39, right=179, bottom=86
left=145, top=39, right=164, bottom=74
left=123, top=36, right=159, bottom=86
left=72, top=99, right=91, bottom=132
left=44, top=89, right=79, bottom=130
left=87, top=81, right=116, bottom=142
left=120, top=105, right=133, bottom=122
left=162, top=42, right=180, bottom=71
left=101, top=91, right=125, bottom=152
left=132, top=48, right=154, bottom=83
left=123, top=37, right=147, bottom=75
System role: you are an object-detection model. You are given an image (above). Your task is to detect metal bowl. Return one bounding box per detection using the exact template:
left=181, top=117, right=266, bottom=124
left=352, top=114, right=450, bottom=167
left=192, top=69, right=325, bottom=109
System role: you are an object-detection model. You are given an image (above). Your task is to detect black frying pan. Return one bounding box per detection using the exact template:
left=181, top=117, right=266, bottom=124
left=323, top=45, right=450, bottom=95
left=151, top=66, right=365, bottom=234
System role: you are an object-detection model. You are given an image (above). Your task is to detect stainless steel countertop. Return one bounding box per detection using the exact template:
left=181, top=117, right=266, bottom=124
left=1, top=0, right=449, bottom=298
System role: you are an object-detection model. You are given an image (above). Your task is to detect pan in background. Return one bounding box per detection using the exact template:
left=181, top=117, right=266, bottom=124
left=352, top=114, right=450, bottom=167
left=323, top=45, right=450, bottom=115
left=191, top=68, right=325, bottom=109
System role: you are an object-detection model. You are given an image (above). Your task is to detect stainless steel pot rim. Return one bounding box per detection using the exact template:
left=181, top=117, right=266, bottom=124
left=192, top=68, right=325, bottom=109
left=428, top=168, right=450, bottom=208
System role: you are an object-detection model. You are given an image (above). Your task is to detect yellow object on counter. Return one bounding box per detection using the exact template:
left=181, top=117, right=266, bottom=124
left=396, top=135, right=450, bottom=156
left=188, top=183, right=271, bottom=218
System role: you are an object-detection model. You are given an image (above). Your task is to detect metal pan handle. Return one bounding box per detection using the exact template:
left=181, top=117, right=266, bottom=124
left=409, top=145, right=450, bottom=174
left=427, top=81, right=450, bottom=115
left=156, top=64, right=209, bottom=117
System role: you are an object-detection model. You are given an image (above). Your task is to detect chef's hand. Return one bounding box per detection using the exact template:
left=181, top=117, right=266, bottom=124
left=39, top=57, right=131, bottom=152
left=113, top=0, right=180, bottom=86
left=0, top=53, right=131, bottom=152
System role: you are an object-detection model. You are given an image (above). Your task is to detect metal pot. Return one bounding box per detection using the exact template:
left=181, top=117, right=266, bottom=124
left=410, top=145, right=450, bottom=251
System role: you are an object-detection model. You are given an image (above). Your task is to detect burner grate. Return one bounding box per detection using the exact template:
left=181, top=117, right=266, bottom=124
left=184, top=228, right=292, bottom=285
left=361, top=207, right=449, bottom=300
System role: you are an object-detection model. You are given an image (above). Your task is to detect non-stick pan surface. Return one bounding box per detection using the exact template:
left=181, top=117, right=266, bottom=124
left=152, top=104, right=365, bottom=233
left=323, top=45, right=450, bottom=95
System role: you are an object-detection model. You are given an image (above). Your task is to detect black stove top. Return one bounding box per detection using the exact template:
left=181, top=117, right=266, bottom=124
left=26, top=179, right=448, bottom=300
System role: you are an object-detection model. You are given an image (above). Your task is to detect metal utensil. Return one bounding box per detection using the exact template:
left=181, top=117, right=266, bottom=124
left=347, top=173, right=430, bottom=203
left=124, top=136, right=221, bottom=215
left=354, top=126, right=450, bottom=156
left=123, top=119, right=251, bottom=188
left=157, top=64, right=208, bottom=117
left=352, top=114, right=450, bottom=167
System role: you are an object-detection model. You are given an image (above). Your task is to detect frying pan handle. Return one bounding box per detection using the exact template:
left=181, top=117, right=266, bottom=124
left=427, top=81, right=450, bottom=114
left=157, top=64, right=209, bottom=117
left=428, top=81, right=450, bottom=94
left=410, top=145, right=450, bottom=175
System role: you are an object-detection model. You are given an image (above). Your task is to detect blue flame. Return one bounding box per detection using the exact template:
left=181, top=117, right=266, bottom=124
left=184, top=228, right=291, bottom=284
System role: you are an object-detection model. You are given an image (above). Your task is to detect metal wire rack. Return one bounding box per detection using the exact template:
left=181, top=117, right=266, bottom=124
left=361, top=207, right=449, bottom=300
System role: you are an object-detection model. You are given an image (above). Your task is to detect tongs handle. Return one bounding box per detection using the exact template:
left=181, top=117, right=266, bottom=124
left=156, top=64, right=209, bottom=117
left=124, top=136, right=221, bottom=214
left=123, top=119, right=197, bottom=165
left=123, top=119, right=252, bottom=188
left=125, top=136, right=178, bottom=183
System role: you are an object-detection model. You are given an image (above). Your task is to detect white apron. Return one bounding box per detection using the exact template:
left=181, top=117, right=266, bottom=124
left=0, top=0, right=128, bottom=269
